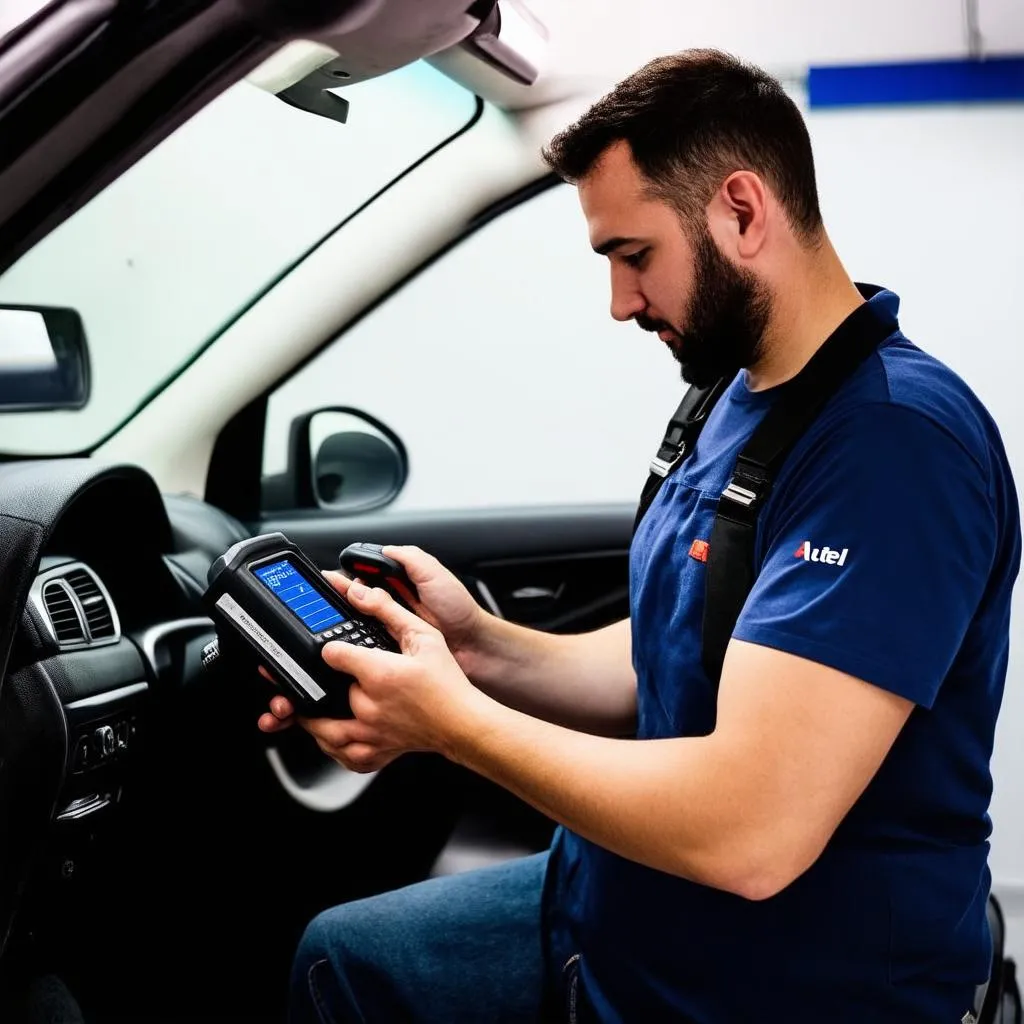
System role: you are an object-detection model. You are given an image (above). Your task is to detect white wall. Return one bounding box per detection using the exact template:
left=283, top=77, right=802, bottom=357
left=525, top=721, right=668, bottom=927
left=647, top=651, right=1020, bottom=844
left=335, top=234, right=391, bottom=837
left=804, top=95, right=1024, bottom=952
left=538, top=0, right=975, bottom=82
left=980, top=0, right=1024, bottom=53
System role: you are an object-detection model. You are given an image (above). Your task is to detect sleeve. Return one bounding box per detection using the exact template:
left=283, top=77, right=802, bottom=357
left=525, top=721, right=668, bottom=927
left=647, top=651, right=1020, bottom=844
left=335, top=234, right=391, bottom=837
left=732, top=403, right=995, bottom=708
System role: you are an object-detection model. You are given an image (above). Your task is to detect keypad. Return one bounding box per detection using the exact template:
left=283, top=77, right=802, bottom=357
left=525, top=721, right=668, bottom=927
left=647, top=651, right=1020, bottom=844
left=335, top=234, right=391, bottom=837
left=319, top=622, right=393, bottom=650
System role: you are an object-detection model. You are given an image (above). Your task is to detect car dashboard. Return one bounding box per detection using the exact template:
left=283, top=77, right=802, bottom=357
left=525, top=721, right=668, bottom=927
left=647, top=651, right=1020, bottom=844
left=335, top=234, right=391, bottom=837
left=0, top=460, right=232, bottom=966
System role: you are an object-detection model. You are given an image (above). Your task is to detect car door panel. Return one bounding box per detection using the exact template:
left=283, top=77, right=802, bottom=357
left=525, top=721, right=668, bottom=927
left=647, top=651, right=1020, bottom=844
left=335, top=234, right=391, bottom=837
left=259, top=504, right=634, bottom=632
left=257, top=502, right=636, bottom=866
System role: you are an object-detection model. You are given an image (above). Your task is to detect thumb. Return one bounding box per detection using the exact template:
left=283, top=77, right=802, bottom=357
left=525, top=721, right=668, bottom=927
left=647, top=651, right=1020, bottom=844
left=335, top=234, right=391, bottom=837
left=381, top=545, right=446, bottom=589
left=321, top=634, right=400, bottom=677
left=345, top=580, right=434, bottom=648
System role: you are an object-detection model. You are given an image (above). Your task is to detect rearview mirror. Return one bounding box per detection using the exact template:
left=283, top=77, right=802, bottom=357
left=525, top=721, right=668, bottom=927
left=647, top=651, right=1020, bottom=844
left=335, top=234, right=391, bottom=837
left=0, top=305, right=89, bottom=411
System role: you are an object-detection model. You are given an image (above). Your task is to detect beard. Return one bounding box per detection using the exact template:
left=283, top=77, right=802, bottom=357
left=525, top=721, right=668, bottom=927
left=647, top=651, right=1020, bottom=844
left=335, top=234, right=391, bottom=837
left=636, top=228, right=772, bottom=388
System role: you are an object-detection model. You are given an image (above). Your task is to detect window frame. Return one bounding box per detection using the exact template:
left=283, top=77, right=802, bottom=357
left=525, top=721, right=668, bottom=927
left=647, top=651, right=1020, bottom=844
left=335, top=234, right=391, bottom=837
left=206, top=173, right=564, bottom=522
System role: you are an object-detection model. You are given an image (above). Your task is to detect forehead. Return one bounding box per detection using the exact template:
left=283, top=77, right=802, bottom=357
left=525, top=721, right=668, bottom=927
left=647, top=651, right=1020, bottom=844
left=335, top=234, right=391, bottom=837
left=576, top=141, right=673, bottom=250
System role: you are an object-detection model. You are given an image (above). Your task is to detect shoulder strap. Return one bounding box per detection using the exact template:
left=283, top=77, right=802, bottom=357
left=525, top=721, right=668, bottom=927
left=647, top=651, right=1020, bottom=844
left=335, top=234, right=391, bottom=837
left=633, top=378, right=729, bottom=534
left=701, top=298, right=898, bottom=683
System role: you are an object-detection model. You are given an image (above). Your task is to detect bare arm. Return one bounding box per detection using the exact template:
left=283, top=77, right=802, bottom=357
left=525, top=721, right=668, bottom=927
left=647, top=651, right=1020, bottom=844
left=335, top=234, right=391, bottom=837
left=465, top=616, right=637, bottom=737
left=301, top=586, right=914, bottom=902
left=259, top=551, right=638, bottom=739
left=442, top=638, right=912, bottom=898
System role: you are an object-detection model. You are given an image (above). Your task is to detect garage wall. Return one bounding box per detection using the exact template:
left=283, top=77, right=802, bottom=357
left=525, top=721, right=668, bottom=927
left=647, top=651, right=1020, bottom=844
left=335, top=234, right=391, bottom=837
left=797, top=94, right=1024, bottom=953
left=539, top=0, right=1008, bottom=81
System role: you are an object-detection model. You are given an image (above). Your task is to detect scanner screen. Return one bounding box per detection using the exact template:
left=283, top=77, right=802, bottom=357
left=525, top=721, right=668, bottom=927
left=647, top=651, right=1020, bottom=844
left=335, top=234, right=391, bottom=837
left=253, top=559, right=345, bottom=634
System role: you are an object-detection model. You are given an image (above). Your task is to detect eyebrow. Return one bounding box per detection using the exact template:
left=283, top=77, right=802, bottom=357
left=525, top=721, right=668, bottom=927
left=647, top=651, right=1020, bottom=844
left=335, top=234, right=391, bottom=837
left=592, top=236, right=643, bottom=256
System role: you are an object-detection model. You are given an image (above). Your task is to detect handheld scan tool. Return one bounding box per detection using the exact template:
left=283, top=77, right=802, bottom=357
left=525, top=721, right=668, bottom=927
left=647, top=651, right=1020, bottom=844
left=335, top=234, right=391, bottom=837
left=202, top=533, right=399, bottom=716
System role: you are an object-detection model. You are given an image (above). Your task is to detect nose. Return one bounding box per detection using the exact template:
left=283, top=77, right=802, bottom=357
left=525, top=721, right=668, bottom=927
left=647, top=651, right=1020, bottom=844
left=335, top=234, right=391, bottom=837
left=609, top=265, right=646, bottom=323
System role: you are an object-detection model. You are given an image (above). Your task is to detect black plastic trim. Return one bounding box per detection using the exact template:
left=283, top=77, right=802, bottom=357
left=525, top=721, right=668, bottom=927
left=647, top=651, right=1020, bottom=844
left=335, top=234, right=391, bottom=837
left=260, top=503, right=635, bottom=570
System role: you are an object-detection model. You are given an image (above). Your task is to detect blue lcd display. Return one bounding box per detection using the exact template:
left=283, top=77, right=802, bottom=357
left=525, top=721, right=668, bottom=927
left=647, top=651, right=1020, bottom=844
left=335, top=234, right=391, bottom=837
left=252, top=559, right=345, bottom=634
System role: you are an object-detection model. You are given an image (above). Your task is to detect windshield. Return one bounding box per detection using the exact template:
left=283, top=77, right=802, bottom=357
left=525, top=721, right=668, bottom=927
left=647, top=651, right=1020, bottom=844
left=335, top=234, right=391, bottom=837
left=0, top=58, right=476, bottom=456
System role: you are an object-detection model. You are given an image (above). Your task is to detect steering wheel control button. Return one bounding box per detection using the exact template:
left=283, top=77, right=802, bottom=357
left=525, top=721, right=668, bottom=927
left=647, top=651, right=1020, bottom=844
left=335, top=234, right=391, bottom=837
left=201, top=639, right=221, bottom=669
left=94, top=724, right=115, bottom=759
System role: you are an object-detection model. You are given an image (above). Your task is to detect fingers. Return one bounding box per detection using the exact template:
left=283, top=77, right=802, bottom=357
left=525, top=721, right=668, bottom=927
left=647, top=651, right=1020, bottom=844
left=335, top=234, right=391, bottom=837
left=322, top=569, right=355, bottom=596
left=320, top=633, right=396, bottom=678
left=301, top=713, right=397, bottom=771
left=258, top=711, right=293, bottom=733
left=301, top=713, right=379, bottom=749
left=342, top=581, right=433, bottom=647
left=269, top=694, right=294, bottom=719
left=335, top=744, right=398, bottom=774
left=381, top=545, right=443, bottom=588
left=256, top=684, right=296, bottom=733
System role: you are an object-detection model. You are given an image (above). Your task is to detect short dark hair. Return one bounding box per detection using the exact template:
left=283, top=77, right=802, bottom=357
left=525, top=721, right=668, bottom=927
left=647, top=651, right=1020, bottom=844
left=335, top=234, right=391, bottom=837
left=543, top=49, right=823, bottom=241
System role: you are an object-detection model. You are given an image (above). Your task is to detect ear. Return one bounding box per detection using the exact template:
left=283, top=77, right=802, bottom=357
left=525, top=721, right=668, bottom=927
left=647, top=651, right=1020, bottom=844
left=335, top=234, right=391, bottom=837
left=714, top=170, right=768, bottom=259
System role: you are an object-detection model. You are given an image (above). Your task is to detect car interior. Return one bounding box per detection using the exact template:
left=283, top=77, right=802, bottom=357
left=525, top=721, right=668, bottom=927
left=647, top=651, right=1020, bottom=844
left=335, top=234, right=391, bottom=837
left=0, top=3, right=632, bottom=1020
left=0, top=1, right=1021, bottom=1022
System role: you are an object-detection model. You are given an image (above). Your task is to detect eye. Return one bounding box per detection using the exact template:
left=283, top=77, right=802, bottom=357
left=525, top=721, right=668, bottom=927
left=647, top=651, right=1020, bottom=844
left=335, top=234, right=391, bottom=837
left=622, top=248, right=649, bottom=269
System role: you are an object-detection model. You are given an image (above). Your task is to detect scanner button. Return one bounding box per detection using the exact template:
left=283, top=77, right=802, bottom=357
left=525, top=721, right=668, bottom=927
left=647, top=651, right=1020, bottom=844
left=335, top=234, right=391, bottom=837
left=342, top=622, right=355, bottom=632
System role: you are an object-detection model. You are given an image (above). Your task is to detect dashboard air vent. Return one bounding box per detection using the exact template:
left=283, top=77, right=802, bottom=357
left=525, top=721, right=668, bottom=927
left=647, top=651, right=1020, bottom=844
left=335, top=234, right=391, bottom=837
left=42, top=582, right=86, bottom=646
left=65, top=568, right=116, bottom=640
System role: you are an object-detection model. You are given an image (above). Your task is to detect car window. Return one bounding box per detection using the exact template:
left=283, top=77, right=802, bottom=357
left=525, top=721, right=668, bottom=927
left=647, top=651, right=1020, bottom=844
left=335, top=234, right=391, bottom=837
left=0, top=60, right=477, bottom=456
left=262, top=184, right=684, bottom=512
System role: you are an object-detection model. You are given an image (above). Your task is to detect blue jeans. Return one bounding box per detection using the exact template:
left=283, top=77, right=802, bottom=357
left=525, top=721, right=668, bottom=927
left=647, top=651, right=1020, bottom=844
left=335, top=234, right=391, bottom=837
left=289, top=852, right=566, bottom=1024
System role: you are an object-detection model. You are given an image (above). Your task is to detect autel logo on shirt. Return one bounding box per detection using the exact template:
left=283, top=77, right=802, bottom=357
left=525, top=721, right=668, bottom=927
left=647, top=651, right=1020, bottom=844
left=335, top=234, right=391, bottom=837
left=794, top=541, right=850, bottom=566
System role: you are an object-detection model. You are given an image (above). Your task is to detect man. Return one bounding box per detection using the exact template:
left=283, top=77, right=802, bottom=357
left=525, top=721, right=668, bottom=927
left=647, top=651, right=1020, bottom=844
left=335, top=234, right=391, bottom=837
left=262, top=50, right=1021, bottom=1022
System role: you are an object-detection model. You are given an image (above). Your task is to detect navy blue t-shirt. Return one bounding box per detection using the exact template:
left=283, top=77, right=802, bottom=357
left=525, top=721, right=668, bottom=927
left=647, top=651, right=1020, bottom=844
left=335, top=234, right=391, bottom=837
left=543, top=287, right=1021, bottom=1022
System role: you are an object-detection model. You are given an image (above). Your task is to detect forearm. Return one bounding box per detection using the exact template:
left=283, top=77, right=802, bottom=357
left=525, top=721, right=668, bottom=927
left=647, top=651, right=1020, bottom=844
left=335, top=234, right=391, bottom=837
left=463, top=616, right=637, bottom=737
left=443, top=689, right=802, bottom=899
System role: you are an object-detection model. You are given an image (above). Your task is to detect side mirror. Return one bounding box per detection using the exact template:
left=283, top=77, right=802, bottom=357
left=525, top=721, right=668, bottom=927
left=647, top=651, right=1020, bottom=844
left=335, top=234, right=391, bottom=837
left=0, top=305, right=89, bottom=411
left=273, top=407, right=407, bottom=513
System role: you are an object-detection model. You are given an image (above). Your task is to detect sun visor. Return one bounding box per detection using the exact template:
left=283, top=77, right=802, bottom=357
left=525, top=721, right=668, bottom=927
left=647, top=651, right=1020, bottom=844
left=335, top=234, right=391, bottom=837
left=247, top=1, right=547, bottom=97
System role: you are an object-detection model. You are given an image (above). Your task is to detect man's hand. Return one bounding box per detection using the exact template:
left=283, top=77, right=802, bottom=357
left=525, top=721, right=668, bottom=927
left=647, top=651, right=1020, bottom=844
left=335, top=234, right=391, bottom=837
left=376, top=545, right=490, bottom=675
left=258, top=578, right=482, bottom=773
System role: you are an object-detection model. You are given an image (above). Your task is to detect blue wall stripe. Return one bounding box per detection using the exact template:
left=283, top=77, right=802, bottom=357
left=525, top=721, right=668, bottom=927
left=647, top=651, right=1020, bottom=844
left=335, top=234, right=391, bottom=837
left=808, top=56, right=1024, bottom=108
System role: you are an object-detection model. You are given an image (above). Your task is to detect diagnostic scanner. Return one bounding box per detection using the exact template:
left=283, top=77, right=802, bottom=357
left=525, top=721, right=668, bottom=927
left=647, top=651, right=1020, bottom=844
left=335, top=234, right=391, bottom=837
left=202, top=533, right=399, bottom=716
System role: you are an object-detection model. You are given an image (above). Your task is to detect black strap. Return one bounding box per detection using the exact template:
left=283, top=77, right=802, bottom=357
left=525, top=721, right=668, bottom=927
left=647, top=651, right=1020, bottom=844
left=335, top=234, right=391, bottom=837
left=701, top=297, right=897, bottom=682
left=633, top=378, right=730, bottom=534
left=633, top=290, right=898, bottom=686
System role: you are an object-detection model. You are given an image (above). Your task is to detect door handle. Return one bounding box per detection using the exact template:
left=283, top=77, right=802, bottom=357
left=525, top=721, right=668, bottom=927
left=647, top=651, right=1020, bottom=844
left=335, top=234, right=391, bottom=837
left=510, top=584, right=564, bottom=602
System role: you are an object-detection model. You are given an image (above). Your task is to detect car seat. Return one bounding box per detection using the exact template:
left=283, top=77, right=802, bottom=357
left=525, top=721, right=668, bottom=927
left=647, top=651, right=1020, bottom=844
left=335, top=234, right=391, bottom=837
left=977, top=893, right=1022, bottom=1024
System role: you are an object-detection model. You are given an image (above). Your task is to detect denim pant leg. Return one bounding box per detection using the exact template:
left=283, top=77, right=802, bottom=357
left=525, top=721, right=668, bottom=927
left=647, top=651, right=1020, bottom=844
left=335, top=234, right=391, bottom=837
left=289, top=852, right=551, bottom=1024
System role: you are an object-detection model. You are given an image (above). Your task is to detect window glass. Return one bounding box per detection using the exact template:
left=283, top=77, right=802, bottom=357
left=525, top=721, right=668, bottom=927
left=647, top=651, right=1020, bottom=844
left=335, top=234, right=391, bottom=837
left=0, top=61, right=476, bottom=454
left=263, top=184, right=683, bottom=511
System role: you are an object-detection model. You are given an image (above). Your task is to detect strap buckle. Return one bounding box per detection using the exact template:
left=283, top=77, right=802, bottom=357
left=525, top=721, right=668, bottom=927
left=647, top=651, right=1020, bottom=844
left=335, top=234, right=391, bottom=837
left=720, top=459, right=770, bottom=520
left=721, top=480, right=759, bottom=507
left=649, top=442, right=687, bottom=478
